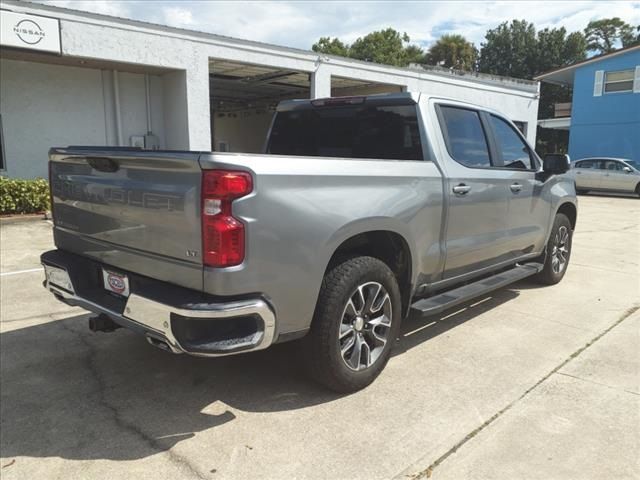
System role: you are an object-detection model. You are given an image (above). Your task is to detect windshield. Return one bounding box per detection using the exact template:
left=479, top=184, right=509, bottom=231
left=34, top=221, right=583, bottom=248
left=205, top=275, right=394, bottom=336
left=624, top=160, right=638, bottom=170
left=267, top=104, right=423, bottom=160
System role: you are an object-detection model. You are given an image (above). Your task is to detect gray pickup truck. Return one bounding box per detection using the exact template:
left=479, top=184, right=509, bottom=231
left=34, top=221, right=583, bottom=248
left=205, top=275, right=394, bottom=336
left=42, top=92, right=576, bottom=392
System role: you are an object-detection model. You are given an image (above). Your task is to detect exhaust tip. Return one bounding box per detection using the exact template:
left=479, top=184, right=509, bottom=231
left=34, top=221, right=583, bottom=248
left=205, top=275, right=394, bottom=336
left=146, top=335, right=172, bottom=352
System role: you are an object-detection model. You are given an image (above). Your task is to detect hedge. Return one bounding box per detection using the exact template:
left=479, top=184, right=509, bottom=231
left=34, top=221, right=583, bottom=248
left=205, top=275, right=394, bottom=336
left=0, top=176, right=51, bottom=215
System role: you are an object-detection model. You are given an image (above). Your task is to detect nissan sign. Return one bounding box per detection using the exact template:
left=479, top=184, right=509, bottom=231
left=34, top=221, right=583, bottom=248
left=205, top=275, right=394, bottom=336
left=1, top=10, right=61, bottom=54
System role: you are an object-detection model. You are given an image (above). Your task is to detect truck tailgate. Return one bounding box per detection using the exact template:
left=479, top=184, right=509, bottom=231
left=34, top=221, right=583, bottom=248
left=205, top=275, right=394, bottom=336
left=49, top=148, right=203, bottom=289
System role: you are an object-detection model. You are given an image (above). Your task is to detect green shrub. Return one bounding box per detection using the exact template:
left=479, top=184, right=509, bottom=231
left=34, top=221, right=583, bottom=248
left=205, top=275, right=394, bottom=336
left=0, top=176, right=51, bottom=215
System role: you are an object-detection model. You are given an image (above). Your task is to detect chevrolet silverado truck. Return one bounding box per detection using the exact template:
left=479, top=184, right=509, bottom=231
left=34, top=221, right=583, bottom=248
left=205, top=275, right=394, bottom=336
left=42, top=92, right=576, bottom=392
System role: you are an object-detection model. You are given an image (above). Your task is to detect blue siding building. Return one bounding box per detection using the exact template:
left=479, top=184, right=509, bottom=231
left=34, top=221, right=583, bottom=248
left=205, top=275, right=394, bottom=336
left=536, top=45, right=640, bottom=162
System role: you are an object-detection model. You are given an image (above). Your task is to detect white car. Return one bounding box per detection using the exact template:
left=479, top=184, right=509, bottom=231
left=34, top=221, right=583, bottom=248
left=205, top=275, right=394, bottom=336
left=572, top=157, right=640, bottom=197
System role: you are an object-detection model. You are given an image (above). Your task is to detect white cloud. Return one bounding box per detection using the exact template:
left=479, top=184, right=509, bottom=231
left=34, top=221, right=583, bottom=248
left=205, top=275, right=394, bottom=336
left=40, top=0, right=131, bottom=18
left=162, top=6, right=194, bottom=27
left=32, top=1, right=640, bottom=51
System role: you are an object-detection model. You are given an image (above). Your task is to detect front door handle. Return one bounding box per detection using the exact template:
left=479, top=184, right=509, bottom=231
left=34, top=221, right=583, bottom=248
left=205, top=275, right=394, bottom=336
left=510, top=182, right=523, bottom=193
left=452, top=184, right=471, bottom=195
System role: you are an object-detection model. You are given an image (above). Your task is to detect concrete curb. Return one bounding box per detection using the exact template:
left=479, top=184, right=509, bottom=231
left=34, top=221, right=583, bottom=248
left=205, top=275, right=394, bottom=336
left=0, top=212, right=49, bottom=224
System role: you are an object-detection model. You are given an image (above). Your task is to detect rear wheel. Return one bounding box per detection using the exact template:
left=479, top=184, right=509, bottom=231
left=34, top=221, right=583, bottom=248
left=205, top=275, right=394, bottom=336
left=535, top=213, right=573, bottom=285
left=304, top=256, right=402, bottom=393
left=635, top=183, right=640, bottom=198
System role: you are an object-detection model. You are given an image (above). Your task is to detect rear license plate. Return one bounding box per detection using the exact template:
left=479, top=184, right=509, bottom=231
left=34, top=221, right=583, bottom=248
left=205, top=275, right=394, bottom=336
left=102, top=269, right=130, bottom=297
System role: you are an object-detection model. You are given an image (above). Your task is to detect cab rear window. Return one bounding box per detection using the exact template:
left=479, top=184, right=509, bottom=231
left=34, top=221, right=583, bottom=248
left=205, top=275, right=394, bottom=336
left=267, top=104, right=423, bottom=161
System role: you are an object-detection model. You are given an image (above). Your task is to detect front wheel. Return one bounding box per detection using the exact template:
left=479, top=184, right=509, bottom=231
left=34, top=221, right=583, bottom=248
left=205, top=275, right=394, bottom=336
left=304, top=256, right=402, bottom=393
left=535, top=213, right=573, bottom=285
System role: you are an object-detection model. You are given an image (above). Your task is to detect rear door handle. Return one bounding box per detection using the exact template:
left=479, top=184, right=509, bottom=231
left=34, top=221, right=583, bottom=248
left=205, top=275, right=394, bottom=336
left=452, top=184, right=471, bottom=195
left=510, top=182, right=523, bottom=193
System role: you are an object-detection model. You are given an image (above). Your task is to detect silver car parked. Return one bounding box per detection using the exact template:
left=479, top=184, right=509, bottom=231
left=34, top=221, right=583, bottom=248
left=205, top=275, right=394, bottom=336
left=572, top=157, right=640, bottom=197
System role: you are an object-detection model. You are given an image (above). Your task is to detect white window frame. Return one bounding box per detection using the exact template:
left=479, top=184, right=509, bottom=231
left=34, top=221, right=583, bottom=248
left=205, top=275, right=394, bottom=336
left=603, top=69, right=634, bottom=94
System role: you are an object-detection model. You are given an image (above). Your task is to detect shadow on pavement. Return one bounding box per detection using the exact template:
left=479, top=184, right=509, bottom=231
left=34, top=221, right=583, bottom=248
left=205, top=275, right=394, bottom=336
left=0, top=284, right=522, bottom=463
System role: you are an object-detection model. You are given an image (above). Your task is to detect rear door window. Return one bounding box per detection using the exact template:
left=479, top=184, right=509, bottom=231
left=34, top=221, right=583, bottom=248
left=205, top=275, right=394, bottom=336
left=438, top=106, right=491, bottom=168
left=576, top=160, right=594, bottom=168
left=267, top=104, right=423, bottom=160
left=489, top=115, right=534, bottom=170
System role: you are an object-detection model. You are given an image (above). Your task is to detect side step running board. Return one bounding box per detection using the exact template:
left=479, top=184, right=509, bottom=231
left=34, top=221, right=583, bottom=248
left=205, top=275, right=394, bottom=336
left=410, top=263, right=543, bottom=317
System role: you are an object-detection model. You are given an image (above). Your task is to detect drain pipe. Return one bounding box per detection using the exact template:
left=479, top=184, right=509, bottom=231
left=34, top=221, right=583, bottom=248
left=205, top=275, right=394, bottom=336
left=143, top=73, right=159, bottom=149
left=145, top=73, right=152, bottom=133
left=112, top=70, right=123, bottom=146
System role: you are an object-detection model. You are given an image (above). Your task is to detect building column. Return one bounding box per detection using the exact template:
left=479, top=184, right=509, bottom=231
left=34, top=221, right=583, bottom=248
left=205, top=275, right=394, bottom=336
left=310, top=64, right=331, bottom=98
left=185, top=57, right=212, bottom=150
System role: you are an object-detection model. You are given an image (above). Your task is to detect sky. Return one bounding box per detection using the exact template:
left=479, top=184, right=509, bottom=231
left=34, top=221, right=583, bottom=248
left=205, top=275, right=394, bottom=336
left=36, top=0, right=640, bottom=51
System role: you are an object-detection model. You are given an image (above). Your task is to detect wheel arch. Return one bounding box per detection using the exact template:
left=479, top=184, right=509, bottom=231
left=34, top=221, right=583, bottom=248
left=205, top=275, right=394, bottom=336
left=323, top=230, right=414, bottom=317
left=557, top=202, right=577, bottom=230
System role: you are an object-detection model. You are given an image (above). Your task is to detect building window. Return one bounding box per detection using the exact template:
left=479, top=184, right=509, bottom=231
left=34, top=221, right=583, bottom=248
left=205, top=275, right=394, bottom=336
left=604, top=70, right=634, bottom=93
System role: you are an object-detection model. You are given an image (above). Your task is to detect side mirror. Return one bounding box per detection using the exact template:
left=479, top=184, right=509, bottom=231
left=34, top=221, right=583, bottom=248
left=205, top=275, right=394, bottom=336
left=623, top=166, right=632, bottom=173
left=543, top=153, right=570, bottom=175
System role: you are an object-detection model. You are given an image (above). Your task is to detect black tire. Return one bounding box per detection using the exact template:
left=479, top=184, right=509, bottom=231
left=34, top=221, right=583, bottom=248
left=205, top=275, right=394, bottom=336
left=535, top=213, right=573, bottom=285
left=304, top=256, right=402, bottom=393
left=635, top=183, right=640, bottom=198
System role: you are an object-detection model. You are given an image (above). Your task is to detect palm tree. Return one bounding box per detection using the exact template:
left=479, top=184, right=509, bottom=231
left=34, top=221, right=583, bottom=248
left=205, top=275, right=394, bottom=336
left=425, top=34, right=478, bottom=71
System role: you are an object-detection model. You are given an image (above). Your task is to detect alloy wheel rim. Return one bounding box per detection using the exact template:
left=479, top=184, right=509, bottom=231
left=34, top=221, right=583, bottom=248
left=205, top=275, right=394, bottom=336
left=551, top=225, right=569, bottom=274
left=338, top=282, right=392, bottom=371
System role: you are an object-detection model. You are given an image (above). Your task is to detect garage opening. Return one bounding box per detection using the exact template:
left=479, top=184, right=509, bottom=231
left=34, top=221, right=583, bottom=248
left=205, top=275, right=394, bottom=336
left=209, top=59, right=310, bottom=153
left=331, top=76, right=405, bottom=97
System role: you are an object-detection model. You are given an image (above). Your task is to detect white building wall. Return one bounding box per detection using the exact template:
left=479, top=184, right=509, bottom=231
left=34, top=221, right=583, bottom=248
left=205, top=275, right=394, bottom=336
left=1, top=0, right=541, bottom=176
left=0, top=58, right=106, bottom=178
left=213, top=113, right=273, bottom=153
left=0, top=57, right=168, bottom=177
left=162, top=70, right=190, bottom=150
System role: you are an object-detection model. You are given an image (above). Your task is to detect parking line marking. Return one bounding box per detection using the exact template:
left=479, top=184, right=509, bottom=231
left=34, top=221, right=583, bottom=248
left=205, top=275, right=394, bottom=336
left=0, top=267, right=43, bottom=277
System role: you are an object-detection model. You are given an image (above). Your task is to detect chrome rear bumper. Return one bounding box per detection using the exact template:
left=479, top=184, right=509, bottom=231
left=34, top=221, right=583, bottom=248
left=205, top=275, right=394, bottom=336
left=43, top=262, right=276, bottom=357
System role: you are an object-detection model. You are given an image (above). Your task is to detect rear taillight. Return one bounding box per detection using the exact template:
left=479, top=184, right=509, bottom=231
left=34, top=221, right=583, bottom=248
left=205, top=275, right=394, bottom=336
left=201, top=170, right=252, bottom=267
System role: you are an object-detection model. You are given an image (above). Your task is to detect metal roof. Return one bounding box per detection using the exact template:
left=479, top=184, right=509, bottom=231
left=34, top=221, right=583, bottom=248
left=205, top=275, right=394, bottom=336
left=9, top=0, right=539, bottom=96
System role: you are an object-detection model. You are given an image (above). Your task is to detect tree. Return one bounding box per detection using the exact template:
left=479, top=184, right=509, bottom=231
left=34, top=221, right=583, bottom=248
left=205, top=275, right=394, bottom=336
left=534, top=28, right=587, bottom=119
left=311, top=29, right=423, bottom=67
left=312, top=37, right=350, bottom=57
left=621, top=24, right=640, bottom=48
left=584, top=17, right=638, bottom=54
left=478, top=21, right=588, bottom=155
left=478, top=21, right=586, bottom=115
left=403, top=44, right=426, bottom=66
left=349, top=28, right=423, bottom=67
left=425, top=34, right=478, bottom=71
left=535, top=28, right=586, bottom=73
left=478, top=20, right=538, bottom=78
